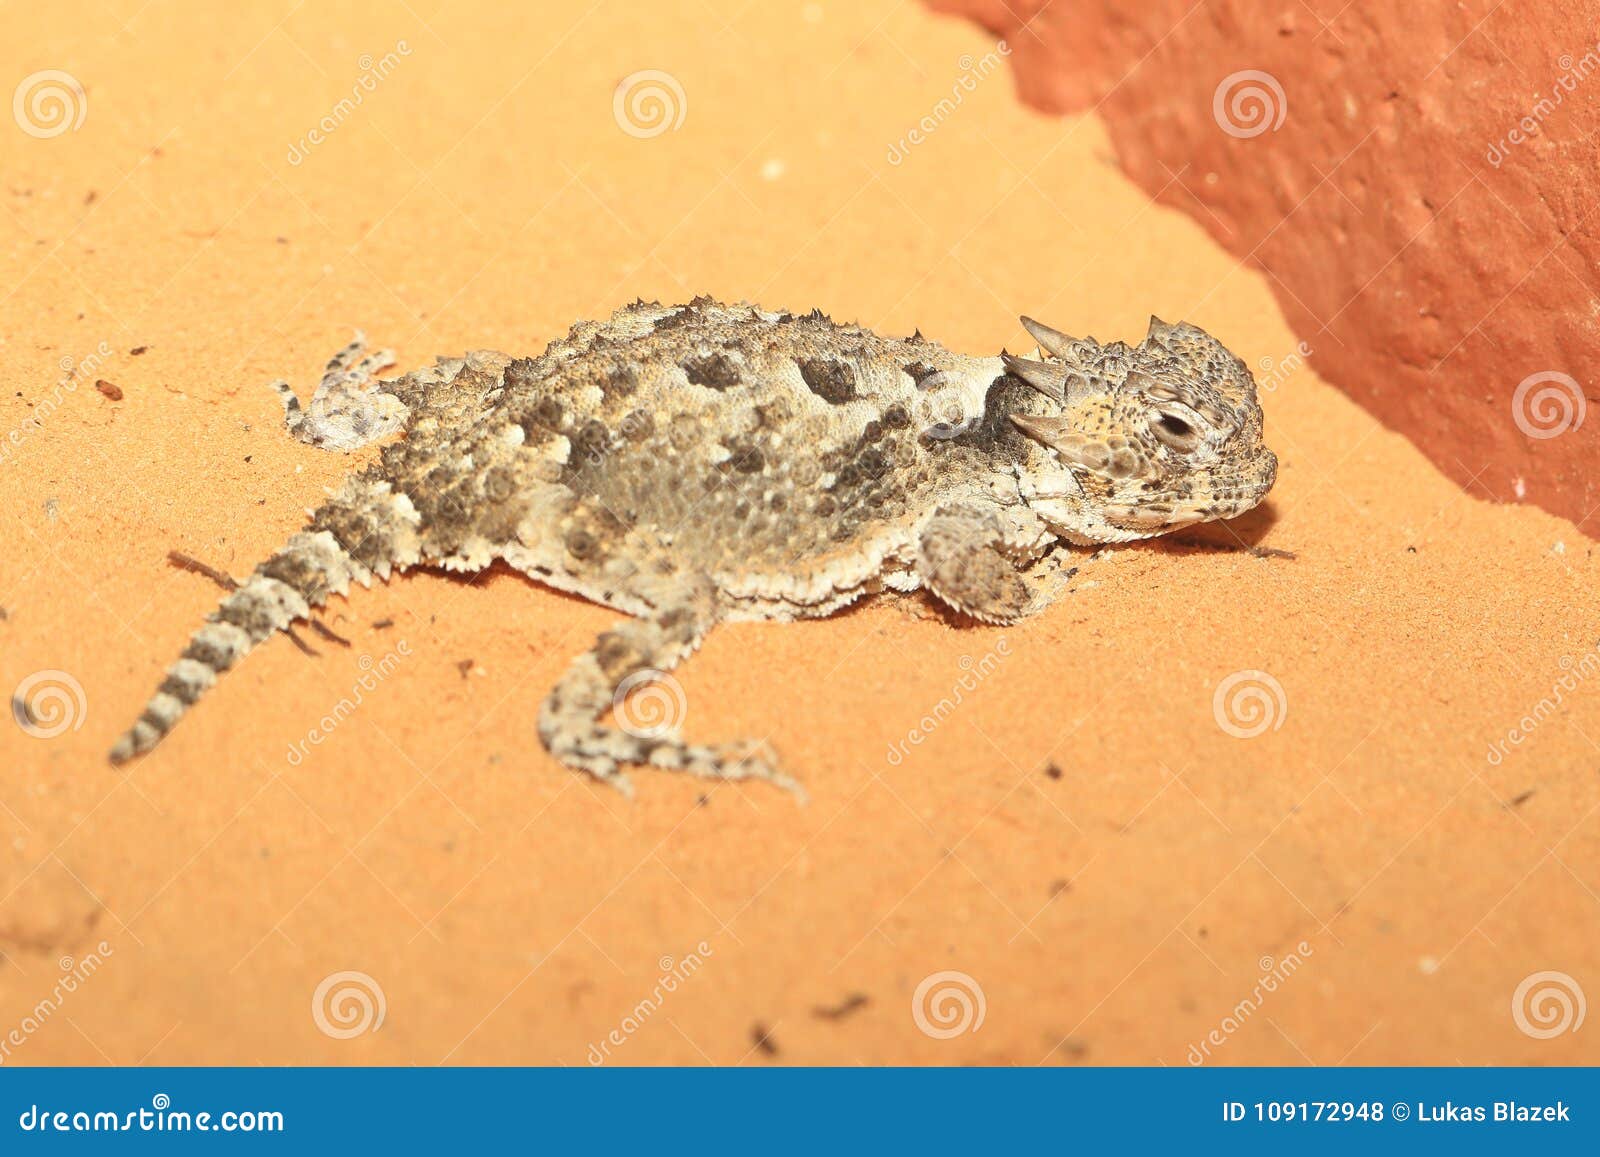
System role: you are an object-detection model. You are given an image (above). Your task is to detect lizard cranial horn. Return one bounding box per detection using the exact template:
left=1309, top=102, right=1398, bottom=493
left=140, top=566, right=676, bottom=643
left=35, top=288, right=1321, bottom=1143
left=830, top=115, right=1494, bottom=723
left=1019, top=316, right=1080, bottom=359
left=1002, top=353, right=1069, bottom=403
left=1146, top=315, right=1183, bottom=346
left=1008, top=411, right=1077, bottom=446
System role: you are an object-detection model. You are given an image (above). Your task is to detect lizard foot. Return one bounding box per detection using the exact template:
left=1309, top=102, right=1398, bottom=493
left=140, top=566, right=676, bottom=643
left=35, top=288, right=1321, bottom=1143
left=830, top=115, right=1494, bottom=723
left=537, top=589, right=804, bottom=799
left=272, top=331, right=408, bottom=452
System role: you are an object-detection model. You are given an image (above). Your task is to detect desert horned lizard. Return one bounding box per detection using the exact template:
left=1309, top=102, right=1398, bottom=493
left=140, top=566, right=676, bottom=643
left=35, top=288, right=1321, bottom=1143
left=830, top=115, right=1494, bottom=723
left=111, top=298, right=1277, bottom=793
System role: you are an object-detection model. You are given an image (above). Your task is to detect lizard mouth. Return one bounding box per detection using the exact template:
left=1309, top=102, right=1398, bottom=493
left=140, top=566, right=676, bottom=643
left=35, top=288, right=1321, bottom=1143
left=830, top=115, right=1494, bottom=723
left=1100, top=502, right=1210, bottom=530
left=1098, top=451, right=1278, bottom=532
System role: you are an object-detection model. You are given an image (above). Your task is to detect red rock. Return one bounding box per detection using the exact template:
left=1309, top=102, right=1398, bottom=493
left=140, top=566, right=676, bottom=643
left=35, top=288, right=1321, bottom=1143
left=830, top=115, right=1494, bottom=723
left=930, top=0, right=1600, bottom=531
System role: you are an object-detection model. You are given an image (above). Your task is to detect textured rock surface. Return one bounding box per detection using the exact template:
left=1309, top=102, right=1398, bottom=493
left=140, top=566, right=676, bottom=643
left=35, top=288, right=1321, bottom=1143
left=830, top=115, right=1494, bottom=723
left=931, top=0, right=1600, bottom=532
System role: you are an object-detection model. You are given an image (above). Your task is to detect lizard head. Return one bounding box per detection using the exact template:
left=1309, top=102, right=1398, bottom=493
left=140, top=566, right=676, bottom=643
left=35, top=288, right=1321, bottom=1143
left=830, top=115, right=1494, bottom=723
left=1004, top=315, right=1277, bottom=543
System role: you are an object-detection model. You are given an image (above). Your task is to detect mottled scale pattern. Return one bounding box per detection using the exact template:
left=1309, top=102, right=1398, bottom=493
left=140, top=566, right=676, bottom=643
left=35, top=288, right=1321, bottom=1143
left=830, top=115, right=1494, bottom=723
left=111, top=297, right=1277, bottom=793
left=364, top=300, right=1030, bottom=599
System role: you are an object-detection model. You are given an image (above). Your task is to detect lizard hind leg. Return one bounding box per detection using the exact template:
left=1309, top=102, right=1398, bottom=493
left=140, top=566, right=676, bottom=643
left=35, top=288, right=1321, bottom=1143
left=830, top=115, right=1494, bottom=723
left=273, top=331, right=408, bottom=452
left=537, top=584, right=801, bottom=798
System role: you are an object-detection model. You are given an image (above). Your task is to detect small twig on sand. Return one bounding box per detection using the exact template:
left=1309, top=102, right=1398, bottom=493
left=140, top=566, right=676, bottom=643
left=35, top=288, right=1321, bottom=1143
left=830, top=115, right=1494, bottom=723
left=167, top=550, right=238, bottom=590
left=1168, top=536, right=1297, bottom=561
left=309, top=619, right=352, bottom=647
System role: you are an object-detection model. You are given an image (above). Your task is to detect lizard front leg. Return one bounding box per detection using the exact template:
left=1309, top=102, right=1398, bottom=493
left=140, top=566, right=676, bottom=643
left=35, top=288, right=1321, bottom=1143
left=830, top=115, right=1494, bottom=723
left=272, top=332, right=409, bottom=451
left=916, top=501, right=1059, bottom=623
left=537, top=577, right=801, bottom=797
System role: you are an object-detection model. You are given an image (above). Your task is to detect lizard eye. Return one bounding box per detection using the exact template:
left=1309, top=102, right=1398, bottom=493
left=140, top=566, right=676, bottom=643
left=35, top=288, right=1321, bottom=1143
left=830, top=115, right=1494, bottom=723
left=1150, top=409, right=1201, bottom=451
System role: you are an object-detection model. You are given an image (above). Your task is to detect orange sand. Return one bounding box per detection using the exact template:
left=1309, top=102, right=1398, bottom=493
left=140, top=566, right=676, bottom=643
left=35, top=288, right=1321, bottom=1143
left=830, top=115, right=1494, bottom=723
left=2, top=1, right=1597, bottom=1066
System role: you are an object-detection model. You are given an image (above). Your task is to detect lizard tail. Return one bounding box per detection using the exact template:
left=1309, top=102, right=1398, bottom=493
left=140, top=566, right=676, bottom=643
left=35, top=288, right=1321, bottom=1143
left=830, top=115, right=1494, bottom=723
left=109, top=477, right=421, bottom=764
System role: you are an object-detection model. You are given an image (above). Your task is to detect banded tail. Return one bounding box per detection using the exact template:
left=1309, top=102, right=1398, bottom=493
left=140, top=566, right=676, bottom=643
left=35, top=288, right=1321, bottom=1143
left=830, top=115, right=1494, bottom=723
left=109, top=478, right=420, bottom=763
